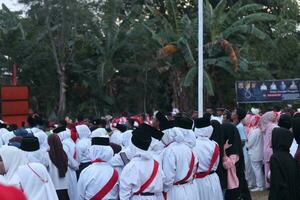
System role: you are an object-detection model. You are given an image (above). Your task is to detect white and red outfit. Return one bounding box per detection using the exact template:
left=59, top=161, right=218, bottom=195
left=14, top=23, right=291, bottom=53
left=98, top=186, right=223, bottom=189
left=193, top=125, right=223, bottom=200
left=78, top=140, right=118, bottom=200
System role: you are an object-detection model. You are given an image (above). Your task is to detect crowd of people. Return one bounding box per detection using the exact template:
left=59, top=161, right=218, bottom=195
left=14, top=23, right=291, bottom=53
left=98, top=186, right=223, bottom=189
left=0, top=106, right=299, bottom=200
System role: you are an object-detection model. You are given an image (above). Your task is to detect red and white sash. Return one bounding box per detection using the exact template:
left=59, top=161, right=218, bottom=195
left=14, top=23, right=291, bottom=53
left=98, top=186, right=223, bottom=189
left=133, top=160, right=159, bottom=195
left=90, top=160, right=118, bottom=200
left=194, top=144, right=220, bottom=179
left=174, top=151, right=195, bottom=185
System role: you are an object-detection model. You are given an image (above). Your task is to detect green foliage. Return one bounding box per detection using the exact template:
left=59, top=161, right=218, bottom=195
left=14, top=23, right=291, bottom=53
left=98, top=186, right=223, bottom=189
left=0, top=0, right=298, bottom=116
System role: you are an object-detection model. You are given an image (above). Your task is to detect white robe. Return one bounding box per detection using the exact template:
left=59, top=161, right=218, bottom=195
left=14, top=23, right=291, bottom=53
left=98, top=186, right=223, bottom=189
left=162, top=142, right=199, bottom=200
left=78, top=162, right=118, bottom=200
left=0, top=146, right=28, bottom=187
left=16, top=162, right=58, bottom=200
left=193, top=137, right=223, bottom=200
left=58, top=130, right=79, bottom=200
left=120, top=146, right=165, bottom=200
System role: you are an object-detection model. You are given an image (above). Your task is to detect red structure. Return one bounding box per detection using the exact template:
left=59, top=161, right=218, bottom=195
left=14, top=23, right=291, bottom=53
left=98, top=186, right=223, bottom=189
left=1, top=86, right=29, bottom=127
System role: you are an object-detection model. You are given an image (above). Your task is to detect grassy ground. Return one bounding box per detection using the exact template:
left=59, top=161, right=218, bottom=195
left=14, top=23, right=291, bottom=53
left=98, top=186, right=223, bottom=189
left=251, top=191, right=268, bottom=200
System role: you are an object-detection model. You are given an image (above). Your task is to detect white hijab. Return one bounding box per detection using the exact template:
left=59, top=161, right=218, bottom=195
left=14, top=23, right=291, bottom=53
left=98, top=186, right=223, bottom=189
left=17, top=162, right=58, bottom=200
left=89, top=137, right=114, bottom=162
left=173, top=127, right=196, bottom=148
left=110, top=130, right=123, bottom=146
left=76, top=125, right=91, bottom=139
left=161, top=128, right=176, bottom=146
left=29, top=128, right=49, bottom=151
left=0, top=146, right=28, bottom=183
left=194, top=125, right=214, bottom=138
left=122, top=130, right=133, bottom=148
left=129, top=141, right=153, bottom=160
left=0, top=129, right=15, bottom=145
left=91, top=128, right=107, bottom=138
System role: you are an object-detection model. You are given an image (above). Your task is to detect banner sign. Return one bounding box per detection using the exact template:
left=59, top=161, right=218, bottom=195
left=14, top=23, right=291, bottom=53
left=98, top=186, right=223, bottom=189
left=236, top=79, right=300, bottom=103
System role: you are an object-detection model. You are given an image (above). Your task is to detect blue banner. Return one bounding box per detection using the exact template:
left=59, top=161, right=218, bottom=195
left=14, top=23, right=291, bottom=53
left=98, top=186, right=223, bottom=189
left=236, top=79, right=300, bottom=103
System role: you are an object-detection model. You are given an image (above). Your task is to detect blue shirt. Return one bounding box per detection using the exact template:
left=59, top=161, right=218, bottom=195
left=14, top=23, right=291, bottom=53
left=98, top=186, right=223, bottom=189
left=236, top=122, right=247, bottom=141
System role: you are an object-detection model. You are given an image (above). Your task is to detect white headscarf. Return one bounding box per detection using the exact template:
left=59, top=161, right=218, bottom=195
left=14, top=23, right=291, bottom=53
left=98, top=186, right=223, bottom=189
left=76, top=125, right=91, bottom=139
left=29, top=128, right=49, bottom=151
left=173, top=127, right=196, bottom=148
left=161, top=128, right=176, bottom=146
left=25, top=150, right=50, bottom=167
left=110, top=130, right=123, bottom=146
left=129, top=141, right=153, bottom=160
left=89, top=137, right=114, bottom=162
left=122, top=130, right=133, bottom=148
left=194, top=125, right=214, bottom=138
left=0, top=146, right=28, bottom=183
left=91, top=128, right=107, bottom=138
left=0, top=129, right=15, bottom=145
left=17, top=163, right=59, bottom=200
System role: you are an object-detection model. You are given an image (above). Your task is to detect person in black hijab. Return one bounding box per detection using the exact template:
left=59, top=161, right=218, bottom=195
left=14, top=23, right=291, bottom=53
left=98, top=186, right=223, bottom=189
left=269, top=128, right=300, bottom=200
left=222, top=123, right=251, bottom=200
left=292, top=117, right=300, bottom=175
left=278, top=114, right=292, bottom=130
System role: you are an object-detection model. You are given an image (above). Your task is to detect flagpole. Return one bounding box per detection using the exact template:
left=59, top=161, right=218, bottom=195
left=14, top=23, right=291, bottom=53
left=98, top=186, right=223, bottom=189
left=198, top=0, right=203, bottom=117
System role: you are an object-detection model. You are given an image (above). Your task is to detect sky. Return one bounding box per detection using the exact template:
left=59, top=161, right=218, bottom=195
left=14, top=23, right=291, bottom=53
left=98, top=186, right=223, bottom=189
left=0, top=0, right=27, bottom=12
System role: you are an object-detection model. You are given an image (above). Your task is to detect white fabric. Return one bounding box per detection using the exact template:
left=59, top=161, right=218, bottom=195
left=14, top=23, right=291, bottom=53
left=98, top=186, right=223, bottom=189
left=17, top=162, right=58, bottom=200
left=210, top=115, right=223, bottom=124
left=91, top=128, right=107, bottom=138
left=29, top=127, right=49, bottom=151
left=110, top=130, right=123, bottom=146
left=290, top=139, right=298, bottom=157
left=119, top=146, right=165, bottom=200
left=122, top=130, right=133, bottom=148
left=0, top=146, right=28, bottom=185
left=194, top=126, right=214, bottom=138
left=78, top=162, right=118, bottom=200
left=162, top=142, right=199, bottom=200
left=89, top=143, right=114, bottom=162
left=173, top=127, right=196, bottom=148
left=244, top=145, right=256, bottom=187
left=193, top=137, right=222, bottom=200
left=46, top=154, right=68, bottom=190
left=246, top=128, right=263, bottom=161
left=1, top=129, right=15, bottom=145
left=76, top=125, right=92, bottom=163
left=149, top=138, right=165, bottom=163
left=250, top=160, right=264, bottom=188
left=161, top=128, right=176, bottom=147
left=58, top=129, right=79, bottom=200
left=25, top=149, right=50, bottom=167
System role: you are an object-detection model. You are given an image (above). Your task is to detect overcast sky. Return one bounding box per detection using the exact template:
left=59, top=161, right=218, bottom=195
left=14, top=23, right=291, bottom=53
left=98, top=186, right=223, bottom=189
left=0, top=0, right=26, bottom=11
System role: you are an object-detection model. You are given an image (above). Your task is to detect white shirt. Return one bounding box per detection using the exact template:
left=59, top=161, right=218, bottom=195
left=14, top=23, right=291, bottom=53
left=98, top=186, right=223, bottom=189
left=46, top=154, right=68, bottom=190
left=246, top=127, right=263, bottom=161
left=78, top=162, right=118, bottom=200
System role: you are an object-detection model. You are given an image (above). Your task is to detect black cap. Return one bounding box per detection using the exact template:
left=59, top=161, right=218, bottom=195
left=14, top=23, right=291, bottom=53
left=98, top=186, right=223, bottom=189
left=53, top=126, right=66, bottom=134
left=0, top=122, right=7, bottom=129
left=278, top=114, right=292, bottom=129
left=116, top=124, right=127, bottom=133
left=93, top=119, right=101, bottom=125
left=174, top=117, right=193, bottom=129
left=236, top=108, right=247, bottom=121
left=140, top=123, right=164, bottom=141
left=155, top=112, right=170, bottom=131
left=194, top=117, right=211, bottom=128
left=91, top=137, right=110, bottom=146
left=20, top=136, right=40, bottom=152
left=131, top=125, right=152, bottom=150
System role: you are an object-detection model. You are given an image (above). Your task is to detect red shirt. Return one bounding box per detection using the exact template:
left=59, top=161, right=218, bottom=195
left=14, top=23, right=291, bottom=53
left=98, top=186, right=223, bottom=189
left=0, top=184, right=27, bottom=200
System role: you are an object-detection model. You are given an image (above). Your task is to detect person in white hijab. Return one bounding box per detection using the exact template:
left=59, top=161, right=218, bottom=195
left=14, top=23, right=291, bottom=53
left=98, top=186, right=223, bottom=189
left=16, top=162, right=58, bottom=200
left=76, top=125, right=92, bottom=177
left=0, top=128, right=15, bottom=146
left=110, top=129, right=123, bottom=147
left=193, top=117, right=223, bottom=200
left=55, top=126, right=79, bottom=200
left=20, top=136, right=50, bottom=167
left=78, top=136, right=118, bottom=200
left=122, top=130, right=133, bottom=148
left=120, top=124, right=165, bottom=200
left=0, top=146, right=28, bottom=187
left=91, top=128, right=107, bottom=138
left=162, top=117, right=199, bottom=200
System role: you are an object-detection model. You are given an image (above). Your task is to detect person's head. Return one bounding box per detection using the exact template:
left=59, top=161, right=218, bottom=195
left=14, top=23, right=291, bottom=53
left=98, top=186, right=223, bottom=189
left=278, top=114, right=292, bottom=130
left=259, top=111, right=277, bottom=131
left=271, top=127, right=293, bottom=152
left=90, top=136, right=114, bottom=161
left=231, top=108, right=246, bottom=123
left=222, top=110, right=232, bottom=123
left=153, top=112, right=170, bottom=131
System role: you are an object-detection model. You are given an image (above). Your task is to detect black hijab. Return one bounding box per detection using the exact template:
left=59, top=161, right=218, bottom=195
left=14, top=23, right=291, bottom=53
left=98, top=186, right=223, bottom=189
left=292, top=117, right=300, bottom=145
left=222, top=123, right=243, bottom=158
left=271, top=127, right=293, bottom=153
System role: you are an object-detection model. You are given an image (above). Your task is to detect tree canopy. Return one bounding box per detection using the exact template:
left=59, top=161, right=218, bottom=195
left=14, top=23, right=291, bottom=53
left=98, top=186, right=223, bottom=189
left=0, top=0, right=299, bottom=118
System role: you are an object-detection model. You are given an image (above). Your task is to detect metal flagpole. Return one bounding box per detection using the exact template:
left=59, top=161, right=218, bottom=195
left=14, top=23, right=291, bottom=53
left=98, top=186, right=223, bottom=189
left=198, top=0, right=204, bottom=117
